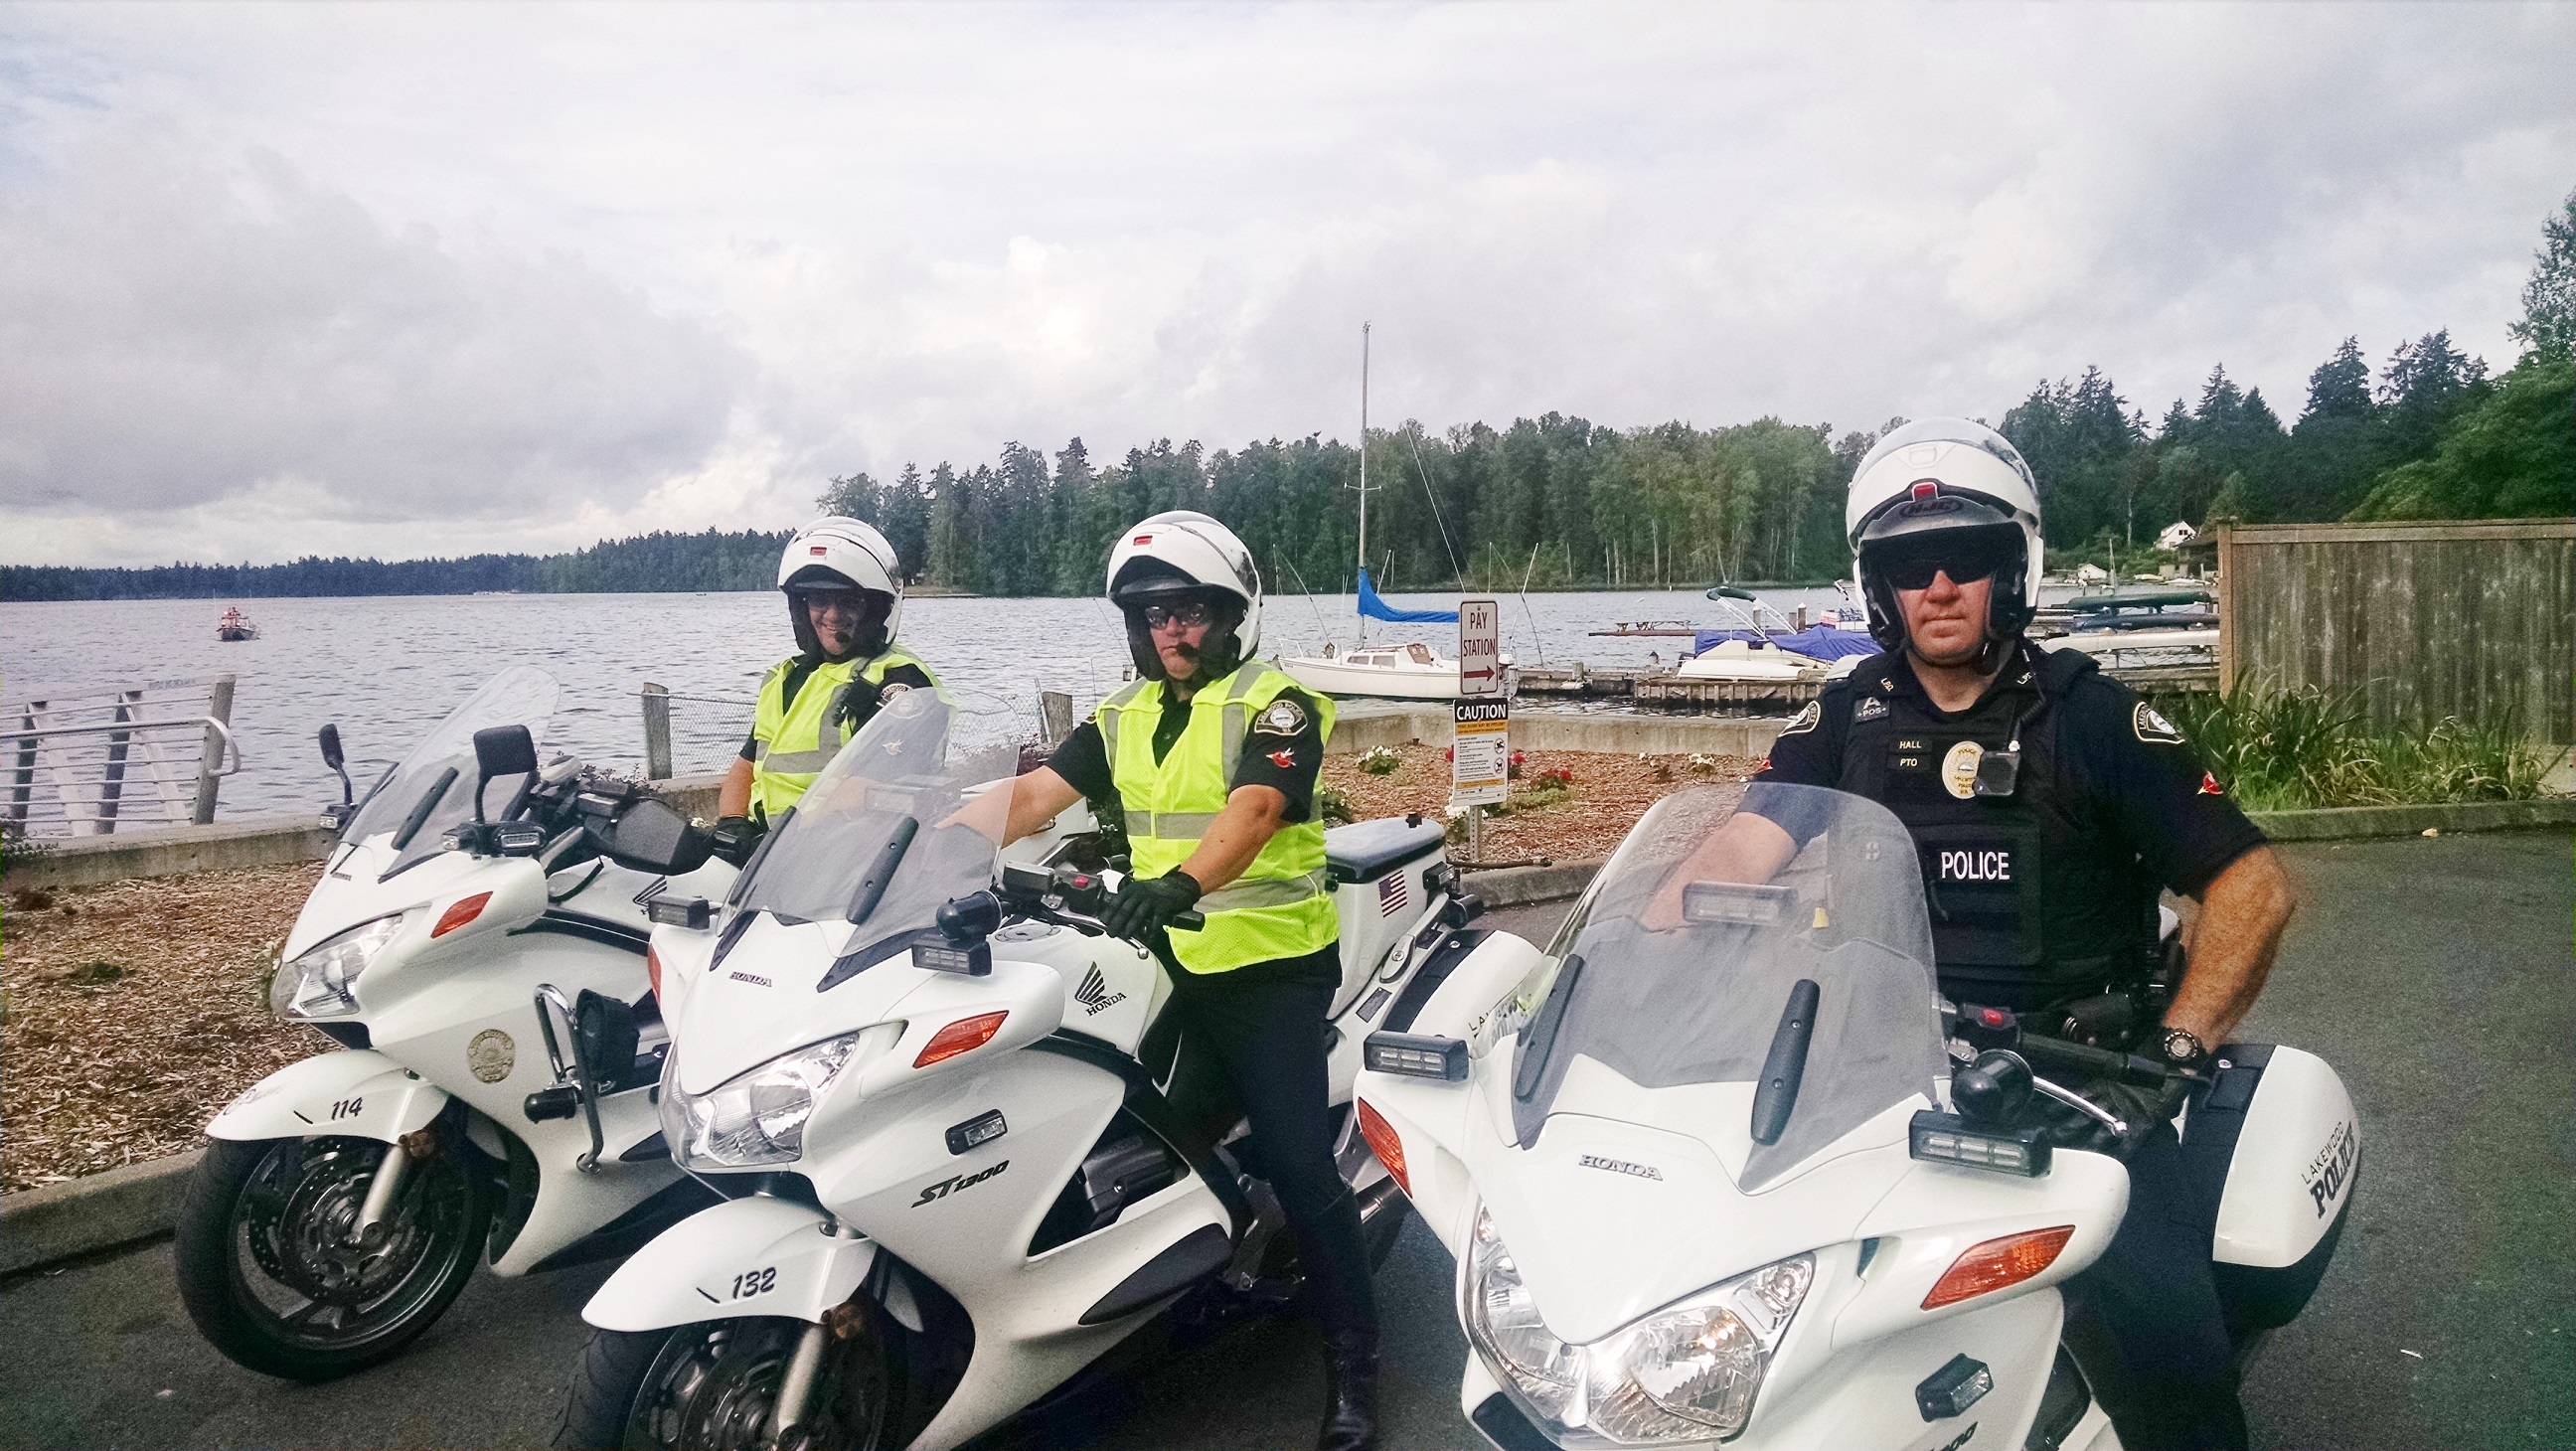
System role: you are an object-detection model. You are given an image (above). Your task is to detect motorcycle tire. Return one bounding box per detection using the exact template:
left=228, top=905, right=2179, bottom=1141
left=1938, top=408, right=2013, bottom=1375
left=559, top=1316, right=901, bottom=1451
left=174, top=1134, right=491, bottom=1382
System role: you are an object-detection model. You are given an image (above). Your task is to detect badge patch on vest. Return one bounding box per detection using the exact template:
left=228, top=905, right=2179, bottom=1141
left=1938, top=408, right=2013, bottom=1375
left=2134, top=702, right=2184, bottom=745
left=1780, top=701, right=1822, bottom=735
left=879, top=681, right=912, bottom=704
left=1854, top=696, right=1890, bottom=724
left=1254, top=698, right=1308, bottom=736
left=1942, top=740, right=1984, bottom=799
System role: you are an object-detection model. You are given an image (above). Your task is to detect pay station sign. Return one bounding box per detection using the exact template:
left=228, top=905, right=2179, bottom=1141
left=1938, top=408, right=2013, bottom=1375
left=1457, top=597, right=1502, bottom=696
left=1451, top=698, right=1510, bottom=808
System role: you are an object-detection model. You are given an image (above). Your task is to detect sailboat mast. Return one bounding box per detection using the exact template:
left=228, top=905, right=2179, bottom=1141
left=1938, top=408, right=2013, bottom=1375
left=1357, top=321, right=1370, bottom=648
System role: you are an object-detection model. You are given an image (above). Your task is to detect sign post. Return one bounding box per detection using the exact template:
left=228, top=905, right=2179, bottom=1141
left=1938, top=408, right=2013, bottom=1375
left=1453, top=599, right=1505, bottom=863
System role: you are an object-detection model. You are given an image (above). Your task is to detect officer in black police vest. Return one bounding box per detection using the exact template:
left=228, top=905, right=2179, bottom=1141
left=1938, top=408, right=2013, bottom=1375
left=1728, top=418, right=2297, bottom=1451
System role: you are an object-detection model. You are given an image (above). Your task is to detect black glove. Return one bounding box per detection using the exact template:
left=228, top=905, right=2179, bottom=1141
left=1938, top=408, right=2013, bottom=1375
left=707, top=815, right=765, bottom=868
left=1101, top=870, right=1202, bottom=940
left=2060, top=1074, right=2193, bottom=1158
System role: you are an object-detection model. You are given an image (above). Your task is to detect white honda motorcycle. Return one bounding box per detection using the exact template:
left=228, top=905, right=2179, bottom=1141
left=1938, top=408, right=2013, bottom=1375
left=1356, top=784, right=2356, bottom=1451
left=177, top=666, right=742, bottom=1380
left=561, top=688, right=1477, bottom=1450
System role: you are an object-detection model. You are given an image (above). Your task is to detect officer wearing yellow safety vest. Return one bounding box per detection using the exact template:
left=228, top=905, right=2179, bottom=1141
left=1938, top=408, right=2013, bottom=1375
left=715, top=518, right=942, bottom=850
left=997, top=512, right=1380, bottom=1451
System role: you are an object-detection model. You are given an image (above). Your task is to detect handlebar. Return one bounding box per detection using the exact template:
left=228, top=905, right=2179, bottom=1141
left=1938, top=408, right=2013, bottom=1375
left=1953, top=1000, right=2197, bottom=1088
left=986, top=862, right=1205, bottom=940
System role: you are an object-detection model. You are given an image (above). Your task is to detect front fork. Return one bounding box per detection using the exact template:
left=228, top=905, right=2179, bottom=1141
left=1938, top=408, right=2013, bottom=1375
left=352, top=1126, right=440, bottom=1246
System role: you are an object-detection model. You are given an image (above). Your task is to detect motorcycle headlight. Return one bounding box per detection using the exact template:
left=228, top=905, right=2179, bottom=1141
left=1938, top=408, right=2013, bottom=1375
left=660, top=1035, right=859, bottom=1170
left=271, top=915, right=403, bottom=1019
left=1467, top=1206, right=1813, bottom=1445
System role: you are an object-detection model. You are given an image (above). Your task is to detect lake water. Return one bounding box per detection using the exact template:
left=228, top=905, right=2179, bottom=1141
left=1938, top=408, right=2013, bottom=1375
left=0, top=585, right=1849, bottom=819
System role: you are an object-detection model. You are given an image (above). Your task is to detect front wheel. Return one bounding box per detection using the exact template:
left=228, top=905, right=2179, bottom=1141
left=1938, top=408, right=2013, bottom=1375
left=173, top=1133, right=490, bottom=1381
left=559, top=1316, right=899, bottom=1451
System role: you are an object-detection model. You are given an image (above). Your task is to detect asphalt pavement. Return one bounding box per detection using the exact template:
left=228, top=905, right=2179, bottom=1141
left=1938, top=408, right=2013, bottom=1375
left=4, top=830, right=2568, bottom=1451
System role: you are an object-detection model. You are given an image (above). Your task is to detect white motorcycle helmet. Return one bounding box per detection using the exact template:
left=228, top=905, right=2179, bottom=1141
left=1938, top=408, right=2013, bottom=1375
left=1845, top=418, right=2045, bottom=654
left=1104, top=511, right=1263, bottom=682
left=777, top=516, right=904, bottom=660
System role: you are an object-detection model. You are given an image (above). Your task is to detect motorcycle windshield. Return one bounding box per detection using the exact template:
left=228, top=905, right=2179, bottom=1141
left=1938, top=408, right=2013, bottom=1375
left=343, top=665, right=561, bottom=881
left=1507, top=783, right=1944, bottom=1191
left=729, top=689, right=1012, bottom=975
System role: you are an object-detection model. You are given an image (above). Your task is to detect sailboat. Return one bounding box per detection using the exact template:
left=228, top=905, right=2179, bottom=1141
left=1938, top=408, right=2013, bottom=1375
left=1277, top=324, right=1471, bottom=702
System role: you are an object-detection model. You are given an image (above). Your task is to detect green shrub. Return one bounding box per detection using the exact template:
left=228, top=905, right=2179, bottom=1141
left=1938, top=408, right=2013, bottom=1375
left=2166, top=679, right=2546, bottom=811
left=1358, top=746, right=1402, bottom=776
left=1318, top=784, right=1358, bottom=827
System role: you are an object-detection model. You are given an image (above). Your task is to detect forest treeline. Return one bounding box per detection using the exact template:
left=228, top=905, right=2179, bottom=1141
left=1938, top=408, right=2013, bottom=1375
left=2, top=528, right=790, bottom=602
left=14, top=194, right=2569, bottom=604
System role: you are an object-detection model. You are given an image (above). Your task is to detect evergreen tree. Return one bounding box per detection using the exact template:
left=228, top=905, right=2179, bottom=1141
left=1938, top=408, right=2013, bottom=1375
left=2508, top=187, right=2576, bottom=362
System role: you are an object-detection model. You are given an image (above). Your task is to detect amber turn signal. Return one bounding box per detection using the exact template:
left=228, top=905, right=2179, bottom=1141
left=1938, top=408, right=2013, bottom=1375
left=1922, top=1225, right=2076, bottom=1309
left=1355, top=1098, right=1409, bottom=1197
left=432, top=891, right=494, bottom=939
left=914, top=1011, right=1010, bottom=1068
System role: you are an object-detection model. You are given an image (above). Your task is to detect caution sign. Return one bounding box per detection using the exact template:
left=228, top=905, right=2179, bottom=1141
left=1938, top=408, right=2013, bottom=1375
left=1451, top=698, right=1510, bottom=809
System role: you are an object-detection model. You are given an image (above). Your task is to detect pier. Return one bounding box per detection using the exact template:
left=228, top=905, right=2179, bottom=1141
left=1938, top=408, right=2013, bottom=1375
left=1516, top=660, right=2218, bottom=712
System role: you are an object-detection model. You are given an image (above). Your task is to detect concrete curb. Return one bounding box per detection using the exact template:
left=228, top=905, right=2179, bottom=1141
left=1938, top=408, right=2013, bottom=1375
left=2247, top=797, right=2575, bottom=841
left=1466, top=858, right=1606, bottom=906
left=1, top=1149, right=202, bottom=1277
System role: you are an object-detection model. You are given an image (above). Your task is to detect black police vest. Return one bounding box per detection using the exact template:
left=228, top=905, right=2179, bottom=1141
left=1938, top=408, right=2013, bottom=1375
left=1826, top=647, right=2159, bottom=1010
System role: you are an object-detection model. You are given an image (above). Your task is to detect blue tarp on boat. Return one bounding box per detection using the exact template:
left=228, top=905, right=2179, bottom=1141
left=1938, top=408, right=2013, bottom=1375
left=1690, top=625, right=1880, bottom=661
left=1358, top=567, right=1457, bottom=624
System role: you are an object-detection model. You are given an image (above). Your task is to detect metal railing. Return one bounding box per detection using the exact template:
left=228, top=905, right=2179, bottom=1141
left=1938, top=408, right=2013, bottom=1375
left=636, top=681, right=1051, bottom=781
left=3, top=676, right=243, bottom=836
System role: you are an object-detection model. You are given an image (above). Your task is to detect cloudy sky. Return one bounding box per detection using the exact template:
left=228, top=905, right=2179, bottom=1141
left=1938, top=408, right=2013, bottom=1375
left=2, top=2, right=2569, bottom=567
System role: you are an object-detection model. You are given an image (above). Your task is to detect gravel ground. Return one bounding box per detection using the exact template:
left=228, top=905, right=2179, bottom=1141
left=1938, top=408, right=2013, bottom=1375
left=1322, top=743, right=1760, bottom=862
left=0, top=747, right=1748, bottom=1192
left=1, top=864, right=330, bottom=1192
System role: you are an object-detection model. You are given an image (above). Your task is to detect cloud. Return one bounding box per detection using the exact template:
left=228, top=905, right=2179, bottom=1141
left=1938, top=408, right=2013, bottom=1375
left=0, top=123, right=750, bottom=552
left=1, top=3, right=2569, bottom=565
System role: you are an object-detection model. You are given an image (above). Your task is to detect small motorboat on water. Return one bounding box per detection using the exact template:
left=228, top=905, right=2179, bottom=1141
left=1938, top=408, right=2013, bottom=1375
left=216, top=607, right=259, bottom=642
left=1279, top=640, right=1465, bottom=700
left=1675, top=586, right=1866, bottom=683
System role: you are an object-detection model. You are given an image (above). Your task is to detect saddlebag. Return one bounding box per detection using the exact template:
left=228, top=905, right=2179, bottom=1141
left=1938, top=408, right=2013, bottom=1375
left=2178, top=1043, right=2358, bottom=1333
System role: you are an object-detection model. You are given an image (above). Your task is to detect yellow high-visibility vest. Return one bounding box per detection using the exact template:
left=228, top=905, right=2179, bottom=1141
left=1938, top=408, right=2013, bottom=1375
left=747, top=645, right=940, bottom=820
left=1098, top=663, right=1337, bottom=973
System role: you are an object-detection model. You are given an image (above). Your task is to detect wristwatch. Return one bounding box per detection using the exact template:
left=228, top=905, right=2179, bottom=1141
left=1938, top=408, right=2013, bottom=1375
left=2158, top=1027, right=2210, bottom=1070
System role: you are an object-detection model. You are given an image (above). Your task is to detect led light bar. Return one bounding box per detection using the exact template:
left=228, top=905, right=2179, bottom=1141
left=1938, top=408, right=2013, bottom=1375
left=1364, top=1031, right=1469, bottom=1081
left=1909, top=1110, right=2051, bottom=1177
left=912, top=934, right=993, bottom=976
left=946, top=1109, right=1008, bottom=1155
left=646, top=895, right=714, bottom=929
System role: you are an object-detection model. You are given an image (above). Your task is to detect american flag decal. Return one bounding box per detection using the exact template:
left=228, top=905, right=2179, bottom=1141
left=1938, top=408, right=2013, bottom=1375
left=1378, top=874, right=1408, bottom=917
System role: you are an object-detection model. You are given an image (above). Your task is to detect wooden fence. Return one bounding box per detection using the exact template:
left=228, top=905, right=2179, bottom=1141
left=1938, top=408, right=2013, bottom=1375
left=2215, top=520, right=2575, bottom=744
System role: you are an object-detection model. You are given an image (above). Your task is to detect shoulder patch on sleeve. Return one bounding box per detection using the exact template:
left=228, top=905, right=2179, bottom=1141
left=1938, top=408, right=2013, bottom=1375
left=1779, top=701, right=1822, bottom=735
left=2133, top=701, right=2185, bottom=745
left=878, top=681, right=912, bottom=704
left=1253, top=697, right=1309, bottom=736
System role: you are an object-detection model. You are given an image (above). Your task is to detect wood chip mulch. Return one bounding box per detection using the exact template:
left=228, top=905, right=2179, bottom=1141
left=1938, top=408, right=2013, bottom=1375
left=1323, top=745, right=1761, bottom=866
left=2, top=863, right=332, bottom=1192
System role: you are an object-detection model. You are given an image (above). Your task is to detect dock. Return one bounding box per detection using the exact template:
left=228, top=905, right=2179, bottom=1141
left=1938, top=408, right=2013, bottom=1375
left=1516, top=660, right=2218, bottom=713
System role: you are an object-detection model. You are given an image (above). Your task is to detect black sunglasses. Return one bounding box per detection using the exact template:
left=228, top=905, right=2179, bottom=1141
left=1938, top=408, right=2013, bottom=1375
left=1141, top=600, right=1217, bottom=630
left=1877, top=545, right=2010, bottom=591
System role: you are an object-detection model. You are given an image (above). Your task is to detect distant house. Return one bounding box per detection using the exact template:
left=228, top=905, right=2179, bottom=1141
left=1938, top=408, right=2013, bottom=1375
left=2073, top=563, right=2111, bottom=585
left=2156, top=520, right=2197, bottom=553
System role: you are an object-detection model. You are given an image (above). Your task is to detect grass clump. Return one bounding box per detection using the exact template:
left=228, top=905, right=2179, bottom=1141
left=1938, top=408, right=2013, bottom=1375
left=2168, top=679, right=2548, bottom=812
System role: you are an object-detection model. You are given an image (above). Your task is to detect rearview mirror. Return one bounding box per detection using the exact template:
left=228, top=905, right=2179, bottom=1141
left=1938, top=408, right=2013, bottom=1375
left=473, top=725, right=540, bottom=782
left=318, top=724, right=346, bottom=771
left=603, top=798, right=713, bottom=875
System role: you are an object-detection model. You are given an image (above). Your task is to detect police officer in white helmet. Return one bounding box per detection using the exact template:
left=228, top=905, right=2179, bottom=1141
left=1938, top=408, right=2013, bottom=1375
left=996, top=512, right=1383, bottom=1450
left=1690, top=419, right=2296, bottom=1450
left=714, top=518, right=942, bottom=851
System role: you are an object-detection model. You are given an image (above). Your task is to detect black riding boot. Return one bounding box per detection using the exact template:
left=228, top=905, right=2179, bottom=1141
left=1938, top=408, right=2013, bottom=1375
left=1319, top=1328, right=1379, bottom=1451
